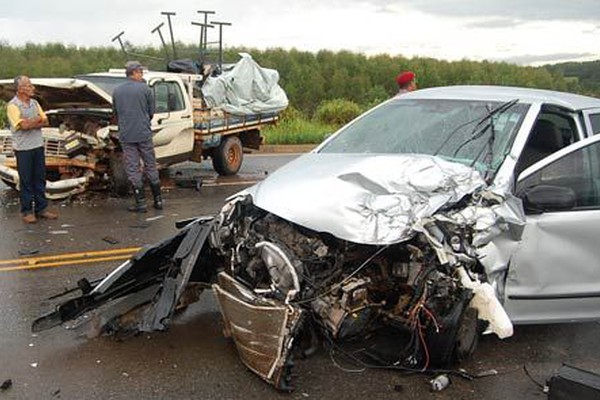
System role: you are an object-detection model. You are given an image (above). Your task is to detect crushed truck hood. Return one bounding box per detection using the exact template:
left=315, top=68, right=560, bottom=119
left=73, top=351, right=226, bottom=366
left=244, top=153, right=486, bottom=245
left=0, top=78, right=112, bottom=110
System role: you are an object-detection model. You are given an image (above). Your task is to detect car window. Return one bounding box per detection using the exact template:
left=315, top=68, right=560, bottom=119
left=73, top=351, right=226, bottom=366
left=589, top=113, right=600, bottom=135
left=319, top=99, right=529, bottom=177
left=515, top=112, right=578, bottom=177
left=517, top=140, right=600, bottom=209
left=153, top=81, right=185, bottom=113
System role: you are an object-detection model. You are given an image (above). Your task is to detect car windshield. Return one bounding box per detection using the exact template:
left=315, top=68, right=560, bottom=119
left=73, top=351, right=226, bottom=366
left=77, top=76, right=128, bottom=96
left=319, top=98, right=529, bottom=175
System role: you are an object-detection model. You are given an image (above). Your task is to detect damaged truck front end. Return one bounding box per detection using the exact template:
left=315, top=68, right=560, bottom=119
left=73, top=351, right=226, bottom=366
left=0, top=79, right=116, bottom=199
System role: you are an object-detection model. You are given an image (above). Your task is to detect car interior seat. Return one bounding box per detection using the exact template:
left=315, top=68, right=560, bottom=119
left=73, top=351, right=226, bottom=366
left=516, top=119, right=564, bottom=177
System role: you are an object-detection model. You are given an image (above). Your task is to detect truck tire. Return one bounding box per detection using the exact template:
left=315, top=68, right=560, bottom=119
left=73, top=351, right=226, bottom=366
left=212, top=136, right=243, bottom=176
left=109, top=153, right=130, bottom=197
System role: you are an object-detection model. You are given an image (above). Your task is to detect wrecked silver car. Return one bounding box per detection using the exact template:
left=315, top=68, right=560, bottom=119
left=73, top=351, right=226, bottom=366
left=33, top=86, right=600, bottom=390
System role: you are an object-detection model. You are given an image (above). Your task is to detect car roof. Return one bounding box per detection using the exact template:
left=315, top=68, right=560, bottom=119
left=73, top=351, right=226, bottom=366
left=401, top=85, right=600, bottom=111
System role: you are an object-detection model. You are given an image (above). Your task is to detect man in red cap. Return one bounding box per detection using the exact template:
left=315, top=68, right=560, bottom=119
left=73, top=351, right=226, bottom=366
left=395, top=71, right=417, bottom=96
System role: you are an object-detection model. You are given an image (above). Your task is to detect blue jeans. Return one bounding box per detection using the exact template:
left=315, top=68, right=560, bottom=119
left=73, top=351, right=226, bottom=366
left=15, top=147, right=48, bottom=215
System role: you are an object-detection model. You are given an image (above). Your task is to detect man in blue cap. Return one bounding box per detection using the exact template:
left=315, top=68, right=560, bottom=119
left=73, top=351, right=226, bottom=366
left=112, top=61, right=163, bottom=212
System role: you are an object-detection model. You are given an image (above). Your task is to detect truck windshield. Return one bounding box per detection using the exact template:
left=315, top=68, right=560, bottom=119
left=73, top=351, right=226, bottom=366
left=77, top=76, right=128, bottom=96
left=319, top=98, right=529, bottom=175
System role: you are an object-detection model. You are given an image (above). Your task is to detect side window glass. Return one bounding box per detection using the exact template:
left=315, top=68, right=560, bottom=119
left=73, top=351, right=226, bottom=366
left=590, top=113, right=600, bottom=135
left=517, top=141, right=600, bottom=209
left=154, top=83, right=169, bottom=113
left=153, top=82, right=185, bottom=113
left=515, top=113, right=578, bottom=177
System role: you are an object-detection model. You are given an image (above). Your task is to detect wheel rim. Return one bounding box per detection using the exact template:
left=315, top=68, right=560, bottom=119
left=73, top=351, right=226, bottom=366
left=227, top=145, right=240, bottom=167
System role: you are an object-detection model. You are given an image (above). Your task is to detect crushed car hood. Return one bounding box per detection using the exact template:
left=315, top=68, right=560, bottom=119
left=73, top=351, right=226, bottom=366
left=0, top=78, right=112, bottom=110
left=244, top=153, right=486, bottom=245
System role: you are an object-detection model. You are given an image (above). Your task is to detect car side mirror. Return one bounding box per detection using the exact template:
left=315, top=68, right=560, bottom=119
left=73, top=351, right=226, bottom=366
left=521, top=184, right=576, bottom=213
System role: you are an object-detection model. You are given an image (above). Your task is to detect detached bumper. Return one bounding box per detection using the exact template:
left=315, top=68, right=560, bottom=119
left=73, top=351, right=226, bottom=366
left=0, top=163, right=89, bottom=200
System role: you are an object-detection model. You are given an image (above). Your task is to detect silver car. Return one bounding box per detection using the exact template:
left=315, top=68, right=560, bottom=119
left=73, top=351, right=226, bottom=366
left=34, top=85, right=600, bottom=391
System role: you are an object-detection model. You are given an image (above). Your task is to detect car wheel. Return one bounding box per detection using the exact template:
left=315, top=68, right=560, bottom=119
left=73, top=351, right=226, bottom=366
left=212, top=136, right=243, bottom=176
left=109, top=153, right=130, bottom=197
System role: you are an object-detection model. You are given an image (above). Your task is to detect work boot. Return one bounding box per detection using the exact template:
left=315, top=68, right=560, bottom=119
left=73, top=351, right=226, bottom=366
left=22, top=213, right=37, bottom=224
left=150, top=181, right=163, bottom=210
left=128, top=186, right=147, bottom=213
left=39, top=207, right=59, bottom=219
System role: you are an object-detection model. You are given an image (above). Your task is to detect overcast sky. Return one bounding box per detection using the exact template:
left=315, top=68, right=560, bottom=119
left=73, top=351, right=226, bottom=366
left=2, top=0, right=600, bottom=65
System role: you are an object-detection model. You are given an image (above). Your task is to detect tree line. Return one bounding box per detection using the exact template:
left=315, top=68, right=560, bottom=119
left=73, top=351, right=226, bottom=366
left=0, top=41, right=595, bottom=126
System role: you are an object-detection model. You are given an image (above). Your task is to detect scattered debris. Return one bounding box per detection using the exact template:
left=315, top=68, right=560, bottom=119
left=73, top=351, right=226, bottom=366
left=430, top=374, right=451, bottom=392
left=0, top=379, right=12, bottom=390
left=52, top=388, right=61, bottom=397
left=145, top=215, right=164, bottom=222
left=30, top=363, right=38, bottom=368
left=129, top=223, right=150, bottom=229
left=18, top=248, right=39, bottom=256
left=48, top=230, right=69, bottom=235
left=102, top=236, right=119, bottom=245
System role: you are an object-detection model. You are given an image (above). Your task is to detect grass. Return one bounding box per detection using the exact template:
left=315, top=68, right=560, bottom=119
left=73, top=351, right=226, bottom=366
left=262, top=117, right=339, bottom=145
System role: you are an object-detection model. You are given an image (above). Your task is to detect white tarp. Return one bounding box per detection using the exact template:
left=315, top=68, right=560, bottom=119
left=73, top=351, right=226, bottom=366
left=201, top=53, right=289, bottom=115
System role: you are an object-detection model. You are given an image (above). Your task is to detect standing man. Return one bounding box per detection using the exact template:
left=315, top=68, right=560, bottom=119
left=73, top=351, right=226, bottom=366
left=395, top=71, right=417, bottom=96
left=6, top=76, right=58, bottom=223
left=112, top=61, right=163, bottom=213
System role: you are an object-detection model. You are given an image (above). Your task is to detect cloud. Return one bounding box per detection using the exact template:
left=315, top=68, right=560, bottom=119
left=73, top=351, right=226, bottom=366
left=363, top=0, right=600, bottom=22
left=494, top=52, right=596, bottom=65
left=463, top=18, right=523, bottom=29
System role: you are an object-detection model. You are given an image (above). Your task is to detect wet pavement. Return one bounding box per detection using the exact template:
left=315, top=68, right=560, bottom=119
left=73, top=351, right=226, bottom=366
left=1, top=154, right=600, bottom=399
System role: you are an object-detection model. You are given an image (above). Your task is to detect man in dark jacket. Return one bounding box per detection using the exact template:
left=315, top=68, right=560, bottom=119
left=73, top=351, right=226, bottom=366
left=112, top=61, right=163, bottom=212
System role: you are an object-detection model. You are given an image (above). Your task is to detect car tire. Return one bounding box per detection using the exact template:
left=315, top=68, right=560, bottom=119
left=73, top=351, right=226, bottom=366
left=212, top=136, right=243, bottom=176
left=109, top=153, right=130, bottom=197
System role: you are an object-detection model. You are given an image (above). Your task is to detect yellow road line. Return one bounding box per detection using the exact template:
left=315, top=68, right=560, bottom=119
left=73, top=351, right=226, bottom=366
left=0, top=247, right=141, bottom=272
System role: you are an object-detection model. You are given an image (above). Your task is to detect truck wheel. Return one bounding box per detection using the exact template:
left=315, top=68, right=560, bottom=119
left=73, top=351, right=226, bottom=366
left=212, top=136, right=243, bottom=176
left=109, top=153, right=130, bottom=197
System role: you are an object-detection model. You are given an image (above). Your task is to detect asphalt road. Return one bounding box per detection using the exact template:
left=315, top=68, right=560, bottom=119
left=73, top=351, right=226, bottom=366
left=1, top=153, right=600, bottom=399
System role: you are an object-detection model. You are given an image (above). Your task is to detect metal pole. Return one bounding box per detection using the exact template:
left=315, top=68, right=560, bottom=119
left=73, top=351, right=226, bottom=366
left=111, top=31, right=127, bottom=57
left=210, top=21, right=231, bottom=72
left=191, top=22, right=213, bottom=63
left=161, top=11, right=177, bottom=59
left=151, top=22, right=170, bottom=62
left=197, top=10, right=215, bottom=51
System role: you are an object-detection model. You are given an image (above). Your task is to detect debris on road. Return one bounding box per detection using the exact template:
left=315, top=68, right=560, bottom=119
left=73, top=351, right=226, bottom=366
left=0, top=379, right=12, bottom=390
left=102, top=236, right=119, bottom=245
left=430, top=374, right=451, bottom=391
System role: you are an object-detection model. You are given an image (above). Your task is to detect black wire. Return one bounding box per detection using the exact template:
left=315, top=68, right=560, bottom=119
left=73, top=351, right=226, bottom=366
left=522, top=365, right=545, bottom=390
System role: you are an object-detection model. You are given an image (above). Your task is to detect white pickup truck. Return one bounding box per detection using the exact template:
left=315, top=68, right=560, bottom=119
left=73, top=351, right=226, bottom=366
left=0, top=54, right=288, bottom=198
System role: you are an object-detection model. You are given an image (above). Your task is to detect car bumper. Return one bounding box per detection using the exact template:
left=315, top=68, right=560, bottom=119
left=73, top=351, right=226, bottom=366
left=0, top=163, right=89, bottom=200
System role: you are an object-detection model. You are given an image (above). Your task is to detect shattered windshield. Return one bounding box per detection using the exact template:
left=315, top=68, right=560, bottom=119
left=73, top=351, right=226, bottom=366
left=319, top=99, right=529, bottom=175
left=76, top=76, right=128, bottom=96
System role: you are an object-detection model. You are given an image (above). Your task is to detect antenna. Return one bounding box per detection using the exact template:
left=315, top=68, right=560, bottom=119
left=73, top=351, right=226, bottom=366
left=209, top=21, right=232, bottom=72
left=161, top=11, right=177, bottom=59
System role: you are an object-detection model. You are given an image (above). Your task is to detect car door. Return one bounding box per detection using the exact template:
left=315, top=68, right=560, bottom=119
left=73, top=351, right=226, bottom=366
left=147, top=78, right=194, bottom=164
left=504, top=134, right=600, bottom=324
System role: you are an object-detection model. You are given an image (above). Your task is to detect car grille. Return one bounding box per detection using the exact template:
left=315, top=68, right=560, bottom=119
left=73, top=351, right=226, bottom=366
left=0, top=136, right=67, bottom=158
